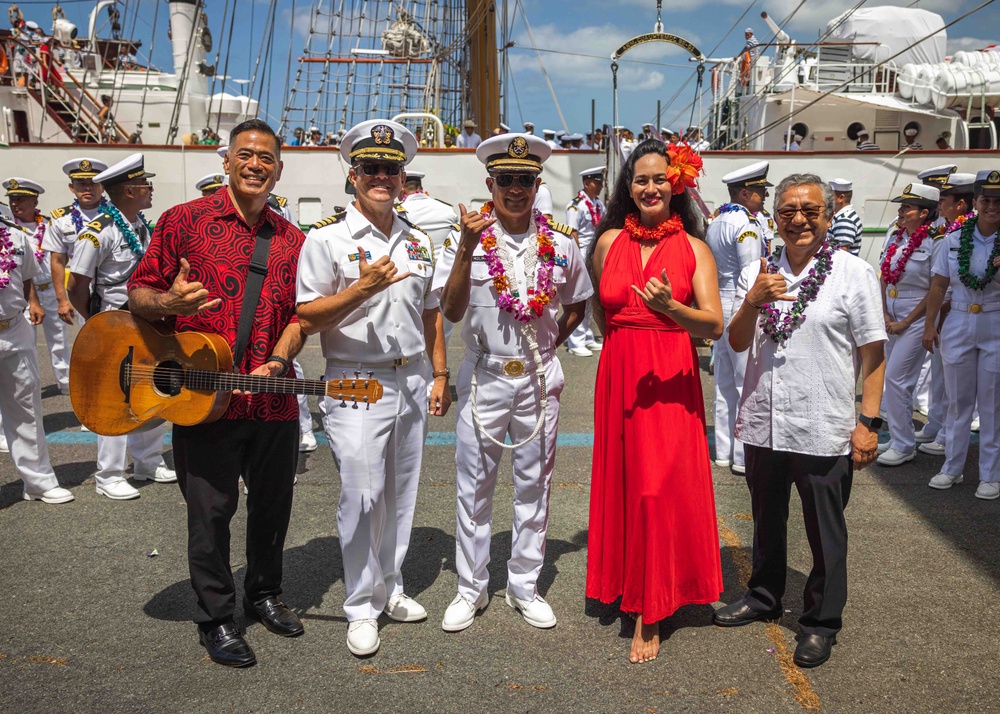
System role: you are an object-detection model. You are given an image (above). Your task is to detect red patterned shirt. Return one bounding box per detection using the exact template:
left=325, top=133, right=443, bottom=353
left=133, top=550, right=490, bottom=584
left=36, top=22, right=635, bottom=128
left=128, top=188, right=305, bottom=422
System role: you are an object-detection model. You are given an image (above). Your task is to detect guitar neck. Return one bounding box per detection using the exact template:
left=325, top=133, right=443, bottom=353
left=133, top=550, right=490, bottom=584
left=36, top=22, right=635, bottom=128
left=186, top=370, right=331, bottom=396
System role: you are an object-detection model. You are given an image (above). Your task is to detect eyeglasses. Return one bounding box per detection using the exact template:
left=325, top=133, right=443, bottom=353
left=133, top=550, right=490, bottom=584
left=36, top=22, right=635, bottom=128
left=130, top=181, right=154, bottom=189
left=356, top=162, right=402, bottom=177
left=492, top=173, right=537, bottom=189
left=776, top=205, right=824, bottom=221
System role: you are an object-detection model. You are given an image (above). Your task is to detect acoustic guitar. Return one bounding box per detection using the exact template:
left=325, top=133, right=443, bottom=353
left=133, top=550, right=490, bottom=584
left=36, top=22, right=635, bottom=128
left=70, top=311, right=384, bottom=436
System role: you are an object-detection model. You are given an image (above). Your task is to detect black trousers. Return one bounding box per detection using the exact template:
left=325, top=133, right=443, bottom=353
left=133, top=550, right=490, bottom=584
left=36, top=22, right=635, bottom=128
left=173, top=419, right=298, bottom=629
left=744, top=445, right=853, bottom=637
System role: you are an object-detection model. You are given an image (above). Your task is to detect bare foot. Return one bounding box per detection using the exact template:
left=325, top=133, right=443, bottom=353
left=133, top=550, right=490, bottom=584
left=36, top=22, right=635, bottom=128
left=629, top=615, right=660, bottom=663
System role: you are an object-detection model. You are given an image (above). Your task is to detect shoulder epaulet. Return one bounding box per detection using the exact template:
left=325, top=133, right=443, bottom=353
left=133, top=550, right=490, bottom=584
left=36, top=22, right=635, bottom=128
left=85, top=213, right=113, bottom=231
left=549, top=221, right=575, bottom=237
left=267, top=194, right=288, bottom=209
left=393, top=201, right=407, bottom=214
left=310, top=207, right=347, bottom=230
left=931, top=225, right=948, bottom=240
left=51, top=204, right=74, bottom=220
left=760, top=208, right=771, bottom=217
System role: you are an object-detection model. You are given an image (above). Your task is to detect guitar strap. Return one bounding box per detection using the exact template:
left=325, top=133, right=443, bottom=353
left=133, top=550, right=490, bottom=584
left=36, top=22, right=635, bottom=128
left=232, top=221, right=276, bottom=370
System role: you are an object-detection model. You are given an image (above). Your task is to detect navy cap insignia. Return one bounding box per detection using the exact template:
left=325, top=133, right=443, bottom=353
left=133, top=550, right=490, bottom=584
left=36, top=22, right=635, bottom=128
left=988, top=171, right=1000, bottom=185
left=372, top=125, right=394, bottom=146
left=214, top=174, right=223, bottom=183
left=8, top=179, right=19, bottom=190
left=80, top=160, right=92, bottom=172
left=903, top=183, right=913, bottom=194
left=508, top=136, right=528, bottom=159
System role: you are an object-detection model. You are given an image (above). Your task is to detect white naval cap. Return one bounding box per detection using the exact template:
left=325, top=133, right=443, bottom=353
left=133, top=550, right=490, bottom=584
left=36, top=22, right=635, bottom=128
left=62, top=158, right=108, bottom=179
left=642, top=122, right=654, bottom=129
left=569, top=133, right=584, bottom=141
left=974, top=169, right=1000, bottom=195
left=195, top=173, right=227, bottom=192
left=856, top=128, right=870, bottom=137
left=523, top=121, right=535, bottom=128
left=745, top=27, right=754, bottom=33
left=476, top=133, right=551, bottom=173
left=660, top=126, right=671, bottom=134
left=3, top=177, right=44, bottom=196
left=939, top=172, right=976, bottom=195
left=721, top=161, right=771, bottom=188
left=499, top=122, right=510, bottom=132
left=542, top=128, right=555, bottom=136
left=92, top=153, right=155, bottom=187
left=404, top=169, right=426, bottom=180
left=891, top=182, right=939, bottom=207
left=579, top=165, right=606, bottom=180
left=25, top=20, right=39, bottom=30
left=829, top=178, right=853, bottom=192
left=340, top=119, right=418, bottom=166
left=916, top=164, right=957, bottom=185
left=216, top=145, right=229, bottom=158
left=904, top=127, right=919, bottom=136
left=555, top=130, right=566, bottom=137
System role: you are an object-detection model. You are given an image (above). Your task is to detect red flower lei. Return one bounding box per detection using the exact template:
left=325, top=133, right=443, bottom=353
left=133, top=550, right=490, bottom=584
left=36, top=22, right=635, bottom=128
left=578, top=191, right=602, bottom=227
left=31, top=210, right=46, bottom=264
left=880, top=222, right=931, bottom=285
left=624, top=212, right=684, bottom=243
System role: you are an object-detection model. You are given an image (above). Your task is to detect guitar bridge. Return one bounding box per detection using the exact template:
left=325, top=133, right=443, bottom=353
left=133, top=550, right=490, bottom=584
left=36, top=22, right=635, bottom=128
left=118, top=347, right=134, bottom=403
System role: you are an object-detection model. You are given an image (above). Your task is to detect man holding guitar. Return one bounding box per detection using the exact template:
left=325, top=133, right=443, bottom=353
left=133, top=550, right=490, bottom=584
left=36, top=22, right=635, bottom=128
left=128, top=119, right=307, bottom=668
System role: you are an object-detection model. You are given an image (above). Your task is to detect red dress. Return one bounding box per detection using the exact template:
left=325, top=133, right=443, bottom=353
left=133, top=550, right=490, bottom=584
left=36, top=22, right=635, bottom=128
left=586, top=225, right=723, bottom=623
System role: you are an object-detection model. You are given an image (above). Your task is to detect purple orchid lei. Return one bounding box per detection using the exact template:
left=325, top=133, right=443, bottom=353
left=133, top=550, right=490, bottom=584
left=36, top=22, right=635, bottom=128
left=759, top=242, right=835, bottom=346
left=0, top=222, right=17, bottom=291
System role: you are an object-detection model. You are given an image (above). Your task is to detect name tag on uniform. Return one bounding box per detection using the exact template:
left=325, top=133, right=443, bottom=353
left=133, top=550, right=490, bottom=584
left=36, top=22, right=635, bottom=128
left=348, top=251, right=372, bottom=262
left=472, top=255, right=487, bottom=262
left=554, top=254, right=568, bottom=267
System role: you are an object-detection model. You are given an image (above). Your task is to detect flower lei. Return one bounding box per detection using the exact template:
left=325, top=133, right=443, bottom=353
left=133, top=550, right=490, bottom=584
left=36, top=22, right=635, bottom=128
left=946, top=211, right=975, bottom=235
left=880, top=222, right=931, bottom=285
left=716, top=202, right=752, bottom=217
left=478, top=202, right=556, bottom=322
left=957, top=214, right=1000, bottom=291
left=100, top=203, right=150, bottom=257
left=624, top=212, right=684, bottom=243
left=31, top=209, right=46, bottom=264
left=70, top=197, right=109, bottom=234
left=0, top=221, right=16, bottom=291
left=759, top=242, right=835, bottom=346
left=579, top=191, right=602, bottom=227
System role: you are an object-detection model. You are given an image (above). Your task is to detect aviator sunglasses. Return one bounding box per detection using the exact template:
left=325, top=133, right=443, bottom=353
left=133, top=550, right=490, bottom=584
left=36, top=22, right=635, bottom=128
left=492, top=173, right=538, bottom=189
left=356, top=162, right=402, bottom=177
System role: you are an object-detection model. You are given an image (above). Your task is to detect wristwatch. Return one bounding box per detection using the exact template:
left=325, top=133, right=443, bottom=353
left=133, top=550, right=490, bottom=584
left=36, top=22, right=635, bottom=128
left=858, top=414, right=884, bottom=431
left=432, top=369, right=450, bottom=380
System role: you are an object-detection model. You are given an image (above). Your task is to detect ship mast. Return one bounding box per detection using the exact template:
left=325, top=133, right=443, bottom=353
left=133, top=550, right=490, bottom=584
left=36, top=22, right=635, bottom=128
left=467, top=0, right=499, bottom=132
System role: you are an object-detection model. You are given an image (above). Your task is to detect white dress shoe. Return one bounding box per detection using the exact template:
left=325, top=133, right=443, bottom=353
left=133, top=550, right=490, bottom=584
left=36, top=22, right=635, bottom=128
left=914, top=426, right=937, bottom=443
left=928, top=472, right=963, bottom=490
left=975, top=482, right=1000, bottom=500
left=299, top=430, right=318, bottom=453
left=23, top=486, right=74, bottom=504
left=918, top=440, right=946, bottom=455
left=567, top=346, right=592, bottom=357
left=346, top=619, right=380, bottom=656
left=877, top=441, right=892, bottom=455
left=0, top=434, right=8, bottom=453
left=714, top=459, right=731, bottom=468
left=384, top=593, right=427, bottom=622
left=79, top=424, right=90, bottom=432
left=585, top=341, right=603, bottom=352
left=971, top=417, right=981, bottom=432
left=732, top=463, right=746, bottom=475
left=877, top=448, right=915, bottom=467
left=505, top=592, right=557, bottom=629
left=133, top=465, right=177, bottom=483
left=441, top=592, right=488, bottom=632
left=96, top=480, right=141, bottom=500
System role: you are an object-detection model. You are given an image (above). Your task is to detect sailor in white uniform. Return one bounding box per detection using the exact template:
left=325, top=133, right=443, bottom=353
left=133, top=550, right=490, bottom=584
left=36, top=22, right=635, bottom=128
left=543, top=129, right=559, bottom=150
left=523, top=122, right=535, bottom=136
left=66, top=154, right=176, bottom=501
left=435, top=133, right=591, bottom=633
left=195, top=173, right=226, bottom=197
left=0, top=212, right=74, bottom=504
left=296, top=119, right=450, bottom=657
left=533, top=180, right=554, bottom=219
left=923, top=169, right=1000, bottom=500
left=564, top=165, right=607, bottom=356
left=3, top=178, right=69, bottom=393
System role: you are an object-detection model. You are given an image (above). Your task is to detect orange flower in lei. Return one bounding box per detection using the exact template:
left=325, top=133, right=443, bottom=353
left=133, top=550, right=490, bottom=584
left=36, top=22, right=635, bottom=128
left=624, top=212, right=685, bottom=242
left=665, top=143, right=704, bottom=195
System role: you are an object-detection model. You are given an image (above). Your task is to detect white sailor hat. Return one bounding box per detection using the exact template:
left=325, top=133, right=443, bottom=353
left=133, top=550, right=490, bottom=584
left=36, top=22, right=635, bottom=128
left=744, top=26, right=754, bottom=33
left=660, top=127, right=671, bottom=134
left=642, top=122, right=654, bottom=129
left=3, top=177, right=44, bottom=197
left=62, top=158, right=108, bottom=179
left=829, top=178, right=853, bottom=192
left=722, top=161, right=771, bottom=188
left=216, top=145, right=229, bottom=158
left=569, top=133, right=584, bottom=141
left=309, top=126, right=321, bottom=133
left=404, top=169, right=425, bottom=180
left=856, top=128, right=870, bottom=137
left=904, top=127, right=919, bottom=136
left=939, top=172, right=976, bottom=195
left=92, top=153, right=155, bottom=187
left=340, top=119, right=417, bottom=166
left=917, top=164, right=957, bottom=186
left=25, top=20, right=39, bottom=30
left=579, top=165, right=606, bottom=180
left=499, top=122, right=510, bottom=132
left=524, top=121, right=535, bottom=128
left=196, top=173, right=226, bottom=192
left=555, top=130, right=566, bottom=137
left=974, top=169, right=1000, bottom=196
left=891, top=182, right=939, bottom=207
left=476, top=133, right=551, bottom=173
left=542, top=128, right=555, bottom=136
left=794, top=133, right=804, bottom=142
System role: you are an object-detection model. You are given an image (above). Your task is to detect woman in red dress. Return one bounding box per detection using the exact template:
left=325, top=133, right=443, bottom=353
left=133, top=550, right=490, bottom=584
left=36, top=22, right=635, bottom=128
left=586, top=140, right=724, bottom=663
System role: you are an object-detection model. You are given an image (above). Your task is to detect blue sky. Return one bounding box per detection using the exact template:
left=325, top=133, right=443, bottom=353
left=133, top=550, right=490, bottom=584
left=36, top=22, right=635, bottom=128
left=24, top=0, right=1000, bottom=136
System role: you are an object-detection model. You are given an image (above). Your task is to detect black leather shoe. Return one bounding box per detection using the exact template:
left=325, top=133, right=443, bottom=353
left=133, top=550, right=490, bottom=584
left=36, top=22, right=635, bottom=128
left=712, top=599, right=782, bottom=627
left=793, top=634, right=836, bottom=668
left=199, top=623, right=256, bottom=667
left=244, top=596, right=304, bottom=637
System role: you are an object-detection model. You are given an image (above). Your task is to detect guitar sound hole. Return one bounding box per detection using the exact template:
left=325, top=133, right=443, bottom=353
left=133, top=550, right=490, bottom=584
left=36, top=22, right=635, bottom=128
left=152, top=360, right=185, bottom=397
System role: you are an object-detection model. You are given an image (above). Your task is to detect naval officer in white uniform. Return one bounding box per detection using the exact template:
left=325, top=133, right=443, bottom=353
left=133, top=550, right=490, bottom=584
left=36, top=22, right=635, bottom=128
left=0, top=212, right=74, bottom=504
left=923, top=169, right=1000, bottom=500
left=564, top=165, right=607, bottom=356
left=66, top=154, right=176, bottom=501
left=705, top=161, right=772, bottom=474
left=436, top=133, right=591, bottom=632
left=296, top=119, right=450, bottom=657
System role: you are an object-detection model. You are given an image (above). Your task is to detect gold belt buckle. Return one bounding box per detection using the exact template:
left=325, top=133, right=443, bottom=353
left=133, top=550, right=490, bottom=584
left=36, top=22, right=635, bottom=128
left=393, top=356, right=409, bottom=367
left=969, top=303, right=982, bottom=314
left=503, top=359, right=525, bottom=377
left=888, top=287, right=898, bottom=298
left=0, top=318, right=10, bottom=331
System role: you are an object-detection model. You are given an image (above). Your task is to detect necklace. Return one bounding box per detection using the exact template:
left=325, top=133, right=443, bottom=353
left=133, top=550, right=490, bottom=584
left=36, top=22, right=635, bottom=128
left=0, top=222, right=16, bottom=291
left=946, top=211, right=975, bottom=235
left=71, top=197, right=109, bottom=234
left=957, top=214, right=1000, bottom=291
left=478, top=202, right=556, bottom=322
left=579, top=191, right=602, bottom=227
left=759, top=243, right=835, bottom=346
left=716, top=202, right=752, bottom=218
left=31, top=209, right=46, bottom=264
left=880, top=222, right=931, bottom=290
left=100, top=203, right=150, bottom=256
left=624, top=212, right=684, bottom=243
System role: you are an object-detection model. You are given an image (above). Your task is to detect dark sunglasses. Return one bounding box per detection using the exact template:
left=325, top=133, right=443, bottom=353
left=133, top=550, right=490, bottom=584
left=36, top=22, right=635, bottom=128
left=356, top=162, right=402, bottom=177
left=776, top=206, right=824, bottom=221
left=493, top=173, right=537, bottom=188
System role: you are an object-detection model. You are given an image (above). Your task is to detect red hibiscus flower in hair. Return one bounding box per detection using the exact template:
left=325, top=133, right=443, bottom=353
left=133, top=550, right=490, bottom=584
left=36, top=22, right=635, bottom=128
left=665, top=143, right=704, bottom=194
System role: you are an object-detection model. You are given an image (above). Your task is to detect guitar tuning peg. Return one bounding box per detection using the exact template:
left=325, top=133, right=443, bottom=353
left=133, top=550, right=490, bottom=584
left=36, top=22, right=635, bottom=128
left=352, top=401, right=358, bottom=409
left=339, top=399, right=347, bottom=408
left=354, top=370, right=361, bottom=379
left=342, top=370, right=347, bottom=379
left=367, top=371, right=374, bottom=378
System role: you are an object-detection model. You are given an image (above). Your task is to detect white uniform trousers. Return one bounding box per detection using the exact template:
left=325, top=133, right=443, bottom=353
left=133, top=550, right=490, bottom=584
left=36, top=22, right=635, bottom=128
left=883, top=296, right=928, bottom=454
left=565, top=300, right=596, bottom=350
left=914, top=354, right=932, bottom=413
left=0, top=317, right=60, bottom=495
left=32, top=282, right=69, bottom=391
left=714, top=292, right=746, bottom=467
left=940, top=307, right=1000, bottom=483
left=95, top=424, right=169, bottom=488
left=922, top=349, right=949, bottom=445
left=454, top=350, right=565, bottom=603
left=292, top=359, right=312, bottom=436
left=322, top=356, right=427, bottom=622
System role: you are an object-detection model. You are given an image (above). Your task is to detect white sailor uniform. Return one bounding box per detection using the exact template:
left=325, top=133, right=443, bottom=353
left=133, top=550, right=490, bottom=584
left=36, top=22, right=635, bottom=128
left=932, top=224, right=1000, bottom=486
left=69, top=212, right=171, bottom=490
left=564, top=190, right=605, bottom=350
left=533, top=182, right=554, bottom=217
left=296, top=203, right=438, bottom=622
left=401, top=193, right=460, bottom=343
left=705, top=204, right=766, bottom=469
left=432, top=219, right=592, bottom=605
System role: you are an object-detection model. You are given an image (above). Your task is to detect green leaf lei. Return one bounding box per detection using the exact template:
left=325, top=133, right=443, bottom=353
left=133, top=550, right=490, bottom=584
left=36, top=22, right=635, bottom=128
left=957, top=215, right=1000, bottom=292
